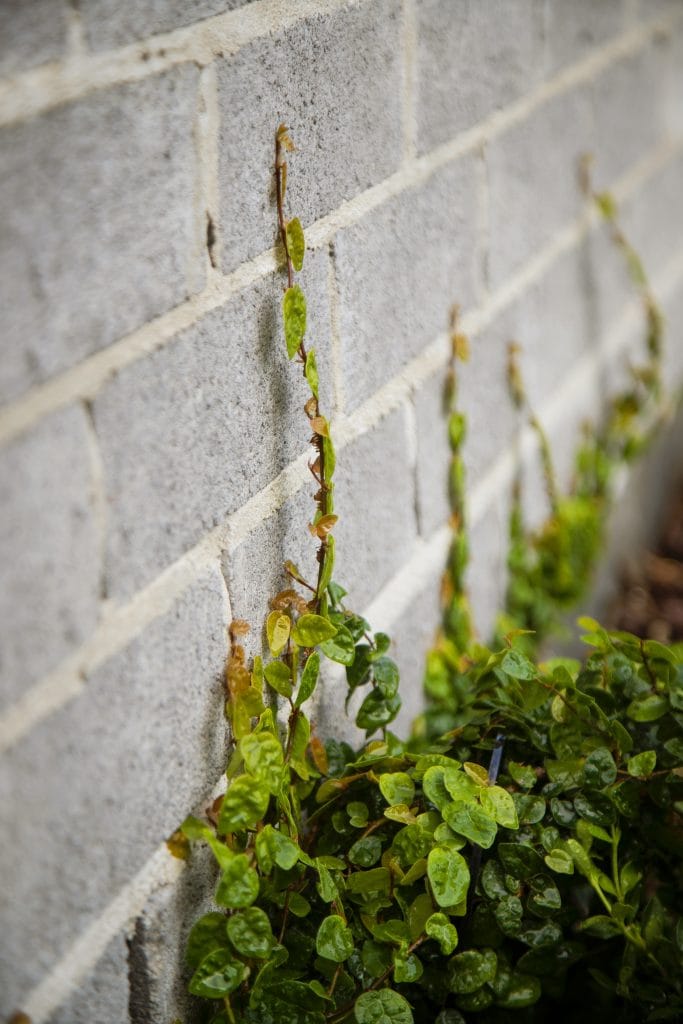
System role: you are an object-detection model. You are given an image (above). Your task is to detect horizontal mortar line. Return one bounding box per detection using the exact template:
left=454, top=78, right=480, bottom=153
left=1, top=43, right=680, bottom=449
left=0, top=0, right=368, bottom=127
left=359, top=241, right=683, bottom=637
left=20, top=760, right=229, bottom=1024
left=22, top=844, right=184, bottom=1022
left=1, top=134, right=680, bottom=752
left=13, top=260, right=683, bottom=1024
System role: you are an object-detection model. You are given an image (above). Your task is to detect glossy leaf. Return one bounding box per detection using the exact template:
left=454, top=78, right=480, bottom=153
left=292, top=614, right=337, bottom=647
left=443, top=800, right=497, bottom=848
left=227, top=907, right=275, bottom=958
left=266, top=611, right=291, bottom=656
left=216, top=854, right=259, bottom=908
left=449, top=948, right=497, bottom=994
left=379, top=772, right=415, bottom=806
left=627, top=749, right=657, bottom=778
left=316, top=915, right=354, bottom=962
left=426, top=912, right=459, bottom=954
left=186, top=912, right=230, bottom=968
left=320, top=625, right=355, bottom=666
left=218, top=775, right=270, bottom=834
left=283, top=284, right=307, bottom=359
left=240, top=732, right=284, bottom=793
left=188, top=948, right=246, bottom=998
left=480, top=786, right=519, bottom=829
left=264, top=660, right=293, bottom=698
left=427, top=846, right=470, bottom=907
left=354, top=989, right=414, bottom=1024
left=286, top=216, right=305, bottom=271
left=296, top=652, right=320, bottom=707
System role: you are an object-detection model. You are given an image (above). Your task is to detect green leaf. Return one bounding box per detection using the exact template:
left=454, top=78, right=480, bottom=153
left=296, top=652, right=320, bottom=707
left=354, top=989, right=414, bottom=1024
left=508, top=762, right=537, bottom=790
left=501, top=649, right=536, bottom=680
left=356, top=689, right=401, bottom=732
left=289, top=712, right=311, bottom=779
left=544, top=848, right=574, bottom=874
left=443, top=800, right=497, bottom=849
left=227, top=907, right=275, bottom=958
left=316, top=915, right=354, bottom=962
left=498, top=843, right=544, bottom=877
left=427, top=846, right=470, bottom=907
left=346, top=867, right=391, bottom=894
left=264, top=660, right=294, bottom=698
left=304, top=348, right=319, bottom=399
left=423, top=766, right=451, bottom=810
left=218, top=775, right=270, bottom=834
left=320, top=625, right=355, bottom=666
left=292, top=613, right=337, bottom=647
left=579, top=915, right=621, bottom=939
left=373, top=657, right=400, bottom=698
left=283, top=284, right=307, bottom=359
left=627, top=749, right=657, bottom=778
left=394, top=950, right=423, bottom=984
left=495, top=972, right=541, bottom=1009
left=494, top=894, right=523, bottom=936
left=286, top=217, right=305, bottom=271
left=527, top=874, right=561, bottom=917
left=379, top=772, right=415, bottom=806
left=480, top=786, right=519, bottom=829
left=186, top=912, right=230, bottom=968
left=426, top=912, right=459, bottom=954
left=216, top=854, right=259, bottom=908
left=188, top=948, right=246, bottom=998
left=449, top=949, right=497, bottom=994
left=240, top=732, right=284, bottom=793
left=627, top=694, right=669, bottom=721
left=584, top=748, right=617, bottom=788
left=348, top=835, right=383, bottom=867
left=267, top=611, right=291, bottom=656
left=255, top=824, right=300, bottom=872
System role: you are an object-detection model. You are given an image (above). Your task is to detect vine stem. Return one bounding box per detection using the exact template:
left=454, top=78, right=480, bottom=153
left=274, top=125, right=330, bottom=617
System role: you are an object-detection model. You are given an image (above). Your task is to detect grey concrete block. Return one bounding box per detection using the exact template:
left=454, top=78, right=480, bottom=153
left=333, top=406, right=418, bottom=610
left=0, top=405, right=100, bottom=710
left=216, top=0, right=403, bottom=272
left=543, top=0, right=625, bottom=76
left=468, top=491, right=511, bottom=644
left=335, top=156, right=480, bottom=413
left=0, top=0, right=66, bottom=76
left=0, top=66, right=202, bottom=405
left=457, top=308, right=522, bottom=495
left=415, top=0, right=543, bottom=153
left=81, top=0, right=248, bottom=50
left=414, top=371, right=452, bottom=538
left=620, top=149, right=683, bottom=281
left=486, top=85, right=593, bottom=288
left=94, top=250, right=332, bottom=598
left=46, top=933, right=130, bottom=1024
left=225, top=483, right=322, bottom=662
left=590, top=40, right=670, bottom=186
left=389, top=566, right=442, bottom=738
left=128, top=846, right=219, bottom=1024
left=0, top=567, right=229, bottom=1013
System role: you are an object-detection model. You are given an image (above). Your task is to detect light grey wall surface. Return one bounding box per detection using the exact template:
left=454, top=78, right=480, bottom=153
left=1, top=1, right=682, bottom=1019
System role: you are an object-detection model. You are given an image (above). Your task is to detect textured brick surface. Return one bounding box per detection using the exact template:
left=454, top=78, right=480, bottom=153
left=620, top=150, right=683, bottom=279
left=415, top=0, right=543, bottom=153
left=0, top=0, right=66, bottom=76
left=95, top=251, right=332, bottom=598
left=0, top=568, right=229, bottom=1012
left=46, top=934, right=130, bottom=1024
left=225, top=483, right=322, bottom=661
left=217, top=0, right=403, bottom=273
left=335, top=157, right=480, bottom=412
left=333, top=407, right=418, bottom=609
left=487, top=85, right=594, bottom=288
left=0, top=406, right=100, bottom=710
left=390, top=566, right=442, bottom=737
left=0, top=66, right=202, bottom=405
left=81, top=0, right=249, bottom=50
left=414, top=371, right=452, bottom=537
left=128, top=847, right=218, bottom=1024
left=543, top=0, right=625, bottom=75
left=591, top=41, right=671, bottom=186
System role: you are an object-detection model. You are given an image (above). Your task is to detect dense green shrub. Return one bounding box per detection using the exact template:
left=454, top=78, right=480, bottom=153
left=174, top=130, right=683, bottom=1024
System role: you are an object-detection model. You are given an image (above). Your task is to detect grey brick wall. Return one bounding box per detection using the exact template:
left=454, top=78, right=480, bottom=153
left=1, top=1, right=682, bottom=1020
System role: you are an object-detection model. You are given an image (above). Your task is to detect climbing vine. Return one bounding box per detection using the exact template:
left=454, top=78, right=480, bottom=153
left=172, top=132, right=683, bottom=1024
